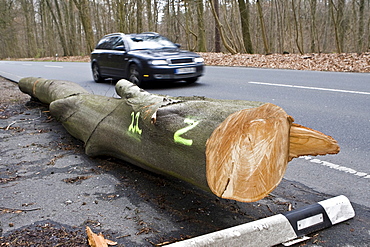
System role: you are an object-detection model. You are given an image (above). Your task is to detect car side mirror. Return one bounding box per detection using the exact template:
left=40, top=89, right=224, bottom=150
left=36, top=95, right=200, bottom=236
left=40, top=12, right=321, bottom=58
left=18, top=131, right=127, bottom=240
left=114, top=45, right=126, bottom=51
left=175, top=43, right=181, bottom=48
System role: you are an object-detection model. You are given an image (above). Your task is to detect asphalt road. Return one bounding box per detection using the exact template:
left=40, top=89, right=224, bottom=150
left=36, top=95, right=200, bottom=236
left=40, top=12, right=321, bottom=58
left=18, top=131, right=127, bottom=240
left=1, top=60, right=369, bottom=211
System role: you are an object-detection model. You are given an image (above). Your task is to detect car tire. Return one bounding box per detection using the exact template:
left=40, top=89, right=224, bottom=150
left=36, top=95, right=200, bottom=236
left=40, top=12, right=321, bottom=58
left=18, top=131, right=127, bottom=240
left=92, top=63, right=104, bottom=83
left=185, top=77, right=198, bottom=84
left=128, top=64, right=142, bottom=87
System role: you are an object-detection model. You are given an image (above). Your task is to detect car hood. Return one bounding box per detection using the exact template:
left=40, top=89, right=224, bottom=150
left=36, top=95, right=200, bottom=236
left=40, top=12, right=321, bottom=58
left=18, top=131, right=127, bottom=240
left=129, top=49, right=200, bottom=59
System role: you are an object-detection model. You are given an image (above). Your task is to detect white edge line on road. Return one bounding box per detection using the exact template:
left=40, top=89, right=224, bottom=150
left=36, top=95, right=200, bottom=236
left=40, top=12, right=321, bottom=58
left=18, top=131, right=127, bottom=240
left=248, top=81, right=370, bottom=95
left=44, top=65, right=63, bottom=68
left=0, top=71, right=23, bottom=80
left=299, top=156, right=370, bottom=179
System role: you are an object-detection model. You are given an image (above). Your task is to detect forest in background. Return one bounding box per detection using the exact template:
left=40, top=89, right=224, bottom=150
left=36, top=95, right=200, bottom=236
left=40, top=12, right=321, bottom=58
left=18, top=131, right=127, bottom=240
left=0, top=0, right=369, bottom=59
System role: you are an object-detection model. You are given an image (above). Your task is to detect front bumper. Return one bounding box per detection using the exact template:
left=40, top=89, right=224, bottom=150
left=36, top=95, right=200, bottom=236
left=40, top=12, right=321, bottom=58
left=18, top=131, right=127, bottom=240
left=143, top=64, right=204, bottom=81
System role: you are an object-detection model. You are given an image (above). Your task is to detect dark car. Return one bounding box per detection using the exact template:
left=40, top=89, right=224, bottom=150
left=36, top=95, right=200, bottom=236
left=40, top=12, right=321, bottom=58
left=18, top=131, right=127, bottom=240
left=90, top=32, right=204, bottom=86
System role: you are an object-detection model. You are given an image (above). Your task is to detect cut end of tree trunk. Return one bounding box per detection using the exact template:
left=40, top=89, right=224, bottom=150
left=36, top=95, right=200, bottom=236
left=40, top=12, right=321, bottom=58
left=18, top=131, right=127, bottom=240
left=206, top=103, right=292, bottom=202
left=206, top=103, right=339, bottom=202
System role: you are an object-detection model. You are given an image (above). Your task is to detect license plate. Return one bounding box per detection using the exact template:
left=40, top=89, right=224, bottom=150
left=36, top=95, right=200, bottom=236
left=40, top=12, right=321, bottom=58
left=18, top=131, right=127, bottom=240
left=175, top=67, right=196, bottom=74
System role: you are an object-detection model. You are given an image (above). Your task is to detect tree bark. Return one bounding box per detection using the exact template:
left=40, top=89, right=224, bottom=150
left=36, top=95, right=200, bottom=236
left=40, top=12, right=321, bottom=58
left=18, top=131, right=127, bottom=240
left=357, top=0, right=365, bottom=52
left=73, top=0, right=95, bottom=53
left=238, top=0, right=254, bottom=54
left=256, top=0, right=270, bottom=54
left=45, top=0, right=71, bottom=56
left=209, top=0, right=237, bottom=54
left=291, top=0, right=304, bottom=55
left=196, top=0, right=207, bottom=52
left=213, top=0, right=221, bottom=52
left=309, top=0, right=318, bottom=53
left=19, top=77, right=339, bottom=203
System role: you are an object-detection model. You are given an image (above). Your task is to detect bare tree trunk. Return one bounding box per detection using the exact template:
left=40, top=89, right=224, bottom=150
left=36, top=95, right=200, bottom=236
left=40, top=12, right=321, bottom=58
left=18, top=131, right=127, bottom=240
left=309, top=0, right=319, bottom=52
left=273, top=0, right=284, bottom=53
left=66, top=0, right=78, bottom=55
left=357, top=0, right=365, bottom=52
left=337, top=0, right=346, bottom=52
left=181, top=0, right=197, bottom=51
left=238, top=0, right=253, bottom=54
left=137, top=0, right=143, bottom=33
left=20, top=0, right=38, bottom=57
left=146, top=0, right=153, bottom=31
left=73, top=0, right=95, bottom=53
left=213, top=0, right=221, bottom=52
left=116, top=0, right=126, bottom=33
left=19, top=77, right=339, bottom=203
left=330, top=0, right=342, bottom=53
left=256, top=0, right=270, bottom=54
left=291, top=0, right=304, bottom=54
left=197, top=0, right=207, bottom=52
left=209, top=0, right=237, bottom=54
left=0, top=0, right=17, bottom=58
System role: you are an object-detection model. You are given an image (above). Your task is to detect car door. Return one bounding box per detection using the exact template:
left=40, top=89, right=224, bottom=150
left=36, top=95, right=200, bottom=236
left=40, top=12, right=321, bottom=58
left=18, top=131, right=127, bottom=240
left=94, top=36, right=117, bottom=76
left=110, top=37, right=129, bottom=78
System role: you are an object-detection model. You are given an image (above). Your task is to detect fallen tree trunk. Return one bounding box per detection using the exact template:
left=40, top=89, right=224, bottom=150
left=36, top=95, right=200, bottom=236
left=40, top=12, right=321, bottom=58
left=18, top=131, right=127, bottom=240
left=19, top=77, right=339, bottom=202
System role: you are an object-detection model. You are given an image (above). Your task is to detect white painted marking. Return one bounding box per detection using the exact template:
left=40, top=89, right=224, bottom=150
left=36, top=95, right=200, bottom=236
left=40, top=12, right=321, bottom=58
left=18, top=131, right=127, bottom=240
left=0, top=70, right=23, bottom=79
left=282, top=236, right=311, bottom=246
left=21, top=63, right=33, bottom=66
left=248, top=81, right=370, bottom=95
left=299, top=156, right=370, bottom=179
left=297, top=213, right=323, bottom=230
left=44, top=65, right=63, bottom=68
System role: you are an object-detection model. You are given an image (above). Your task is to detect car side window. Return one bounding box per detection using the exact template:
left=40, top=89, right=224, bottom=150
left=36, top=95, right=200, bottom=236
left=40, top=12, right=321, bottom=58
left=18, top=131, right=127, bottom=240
left=106, top=37, right=119, bottom=49
left=95, top=36, right=122, bottom=50
left=112, top=37, right=125, bottom=49
left=95, top=37, right=110, bottom=49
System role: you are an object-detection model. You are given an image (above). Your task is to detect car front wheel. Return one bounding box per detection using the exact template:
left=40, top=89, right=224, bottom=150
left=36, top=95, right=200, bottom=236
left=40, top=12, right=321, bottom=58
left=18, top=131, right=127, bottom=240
left=185, top=77, right=198, bottom=84
left=128, top=64, right=142, bottom=87
left=92, top=63, right=104, bottom=83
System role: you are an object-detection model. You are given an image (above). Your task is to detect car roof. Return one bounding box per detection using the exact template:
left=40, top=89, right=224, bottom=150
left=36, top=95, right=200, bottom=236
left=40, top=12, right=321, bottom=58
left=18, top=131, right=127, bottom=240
left=102, top=32, right=160, bottom=38
left=102, top=33, right=124, bottom=38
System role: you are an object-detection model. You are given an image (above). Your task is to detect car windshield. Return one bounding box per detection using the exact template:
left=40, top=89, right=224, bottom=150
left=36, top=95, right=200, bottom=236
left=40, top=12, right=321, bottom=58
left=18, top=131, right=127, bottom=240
left=127, top=35, right=178, bottom=50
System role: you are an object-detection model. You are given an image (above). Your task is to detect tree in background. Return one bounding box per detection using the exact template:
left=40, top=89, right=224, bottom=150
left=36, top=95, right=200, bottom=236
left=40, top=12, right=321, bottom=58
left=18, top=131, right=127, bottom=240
left=72, top=0, right=95, bottom=53
left=0, top=0, right=369, bottom=59
left=238, top=0, right=253, bottom=54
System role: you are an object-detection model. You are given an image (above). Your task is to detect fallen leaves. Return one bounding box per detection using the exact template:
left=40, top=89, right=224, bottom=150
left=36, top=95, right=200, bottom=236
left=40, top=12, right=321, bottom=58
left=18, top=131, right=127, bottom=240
left=0, top=206, right=42, bottom=215
left=62, top=175, right=91, bottom=184
left=0, top=223, right=88, bottom=246
left=199, top=52, right=370, bottom=73
left=85, top=226, right=117, bottom=247
left=0, top=175, right=21, bottom=184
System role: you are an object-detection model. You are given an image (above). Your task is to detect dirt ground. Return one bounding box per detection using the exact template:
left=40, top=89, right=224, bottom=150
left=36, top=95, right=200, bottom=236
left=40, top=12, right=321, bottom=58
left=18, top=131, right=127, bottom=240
left=0, top=70, right=369, bottom=246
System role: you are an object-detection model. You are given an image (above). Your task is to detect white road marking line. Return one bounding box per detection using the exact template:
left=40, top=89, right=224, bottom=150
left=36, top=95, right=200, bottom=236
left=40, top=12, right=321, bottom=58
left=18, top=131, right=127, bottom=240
left=248, top=81, right=370, bottom=95
left=44, top=65, right=63, bottom=68
left=0, top=70, right=23, bottom=79
left=299, top=156, right=370, bottom=179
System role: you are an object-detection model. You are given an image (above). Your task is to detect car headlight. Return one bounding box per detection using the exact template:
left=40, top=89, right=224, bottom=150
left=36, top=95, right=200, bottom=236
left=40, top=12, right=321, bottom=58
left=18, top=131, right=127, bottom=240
left=151, top=60, right=168, bottom=66
left=194, top=57, right=204, bottom=63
